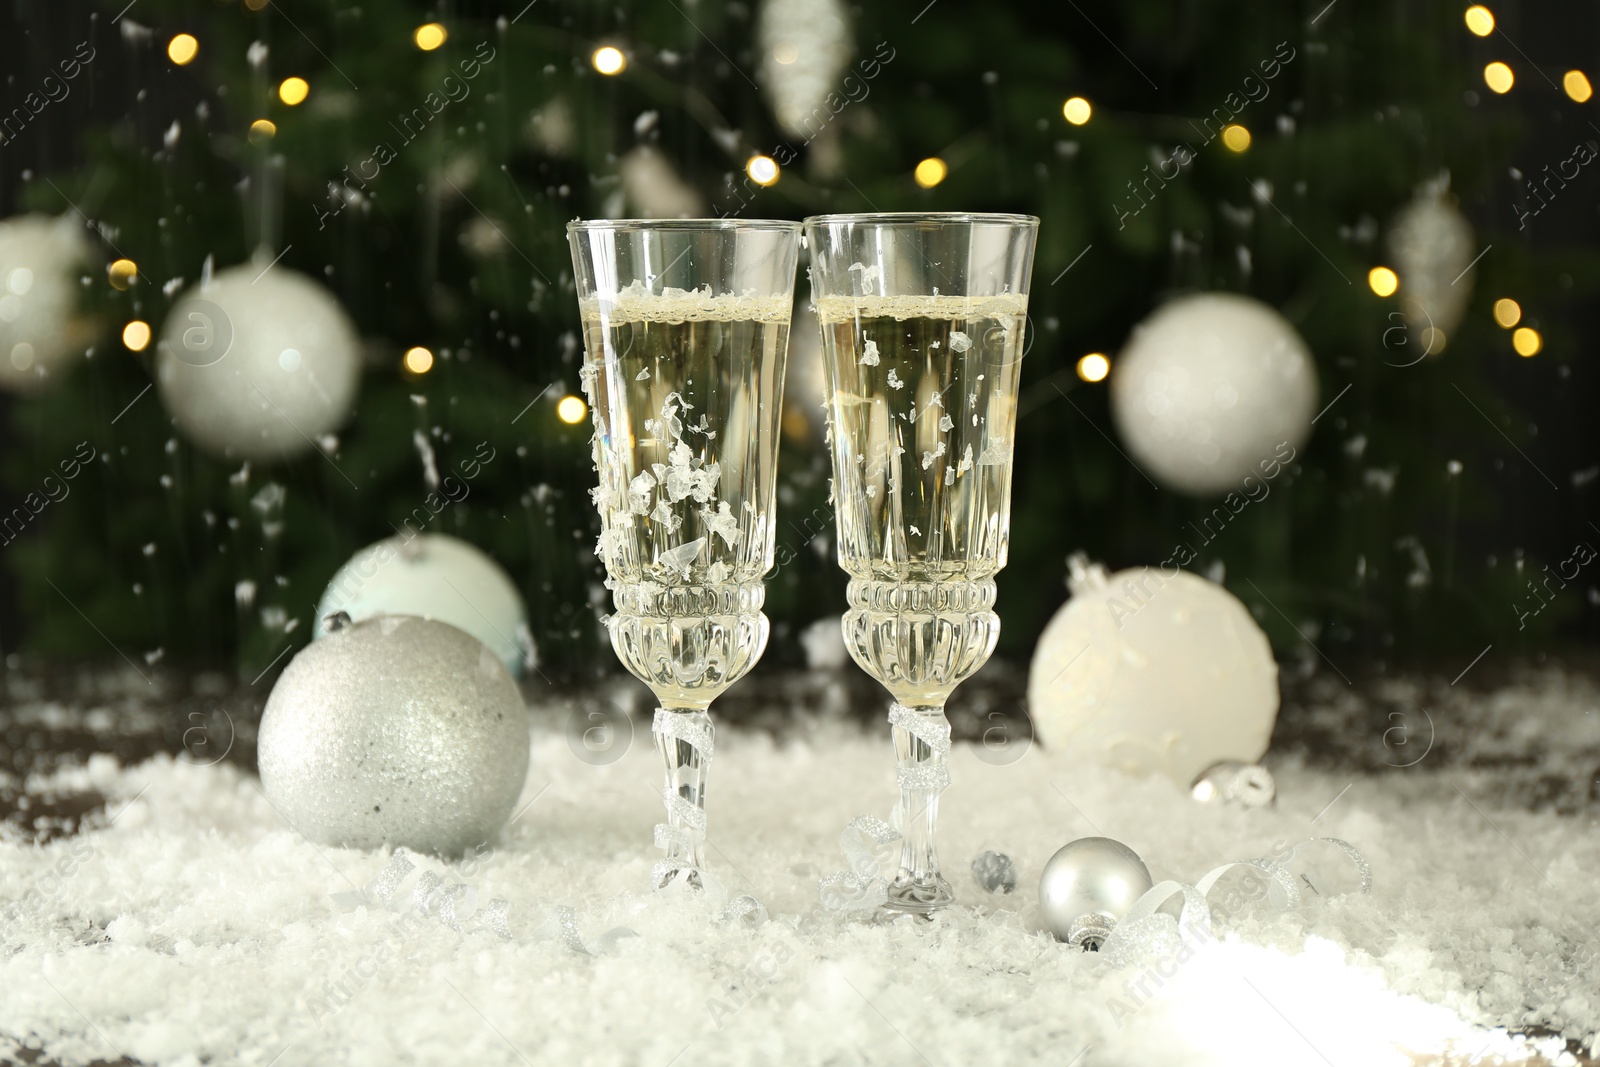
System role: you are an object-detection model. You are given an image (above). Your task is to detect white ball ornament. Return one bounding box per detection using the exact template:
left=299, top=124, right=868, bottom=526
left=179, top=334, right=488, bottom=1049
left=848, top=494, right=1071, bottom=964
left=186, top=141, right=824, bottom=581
left=258, top=615, right=530, bottom=855
left=314, top=533, right=535, bottom=676
left=156, top=263, right=360, bottom=460
left=1027, top=556, right=1279, bottom=788
left=1111, top=293, right=1317, bottom=496
left=0, top=214, right=95, bottom=393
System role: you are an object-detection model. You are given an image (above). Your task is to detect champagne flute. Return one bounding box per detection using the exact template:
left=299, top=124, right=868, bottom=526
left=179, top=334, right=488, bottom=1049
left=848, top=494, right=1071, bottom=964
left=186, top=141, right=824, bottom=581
left=568, top=219, right=800, bottom=888
left=803, top=212, right=1038, bottom=913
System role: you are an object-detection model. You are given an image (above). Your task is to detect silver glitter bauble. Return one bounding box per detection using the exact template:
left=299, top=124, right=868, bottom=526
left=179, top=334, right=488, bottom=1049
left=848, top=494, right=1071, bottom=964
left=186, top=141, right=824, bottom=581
left=258, top=615, right=529, bottom=856
left=1190, top=760, right=1276, bottom=808
left=1389, top=174, right=1474, bottom=354
left=1111, top=292, right=1317, bottom=496
left=0, top=214, right=94, bottom=393
left=156, top=263, right=359, bottom=460
left=314, top=533, right=535, bottom=677
left=971, top=850, right=1018, bottom=894
left=1039, top=837, right=1154, bottom=949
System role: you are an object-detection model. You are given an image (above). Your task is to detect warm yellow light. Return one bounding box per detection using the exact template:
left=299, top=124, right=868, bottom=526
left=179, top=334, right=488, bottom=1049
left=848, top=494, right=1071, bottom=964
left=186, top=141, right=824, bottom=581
left=1492, top=298, right=1521, bottom=328
left=122, top=320, right=151, bottom=352
left=1484, top=61, right=1514, bottom=94
left=1221, top=124, right=1252, bottom=152
left=1367, top=266, right=1399, bottom=297
left=1563, top=70, right=1593, bottom=103
left=1463, top=5, right=1495, bottom=36
left=278, top=77, right=310, bottom=106
left=1421, top=326, right=1448, bottom=355
left=592, top=46, right=626, bottom=75
left=414, top=23, right=447, bottom=51
left=746, top=154, right=780, bottom=187
left=167, top=34, right=199, bottom=65
left=1076, top=353, right=1110, bottom=383
left=108, top=259, right=138, bottom=291
left=913, top=157, right=948, bottom=189
left=403, top=346, right=434, bottom=374
left=1062, top=97, right=1092, bottom=126
left=556, top=395, right=588, bottom=424
left=773, top=42, right=799, bottom=65
left=1512, top=327, right=1541, bottom=356
left=248, top=118, right=276, bottom=144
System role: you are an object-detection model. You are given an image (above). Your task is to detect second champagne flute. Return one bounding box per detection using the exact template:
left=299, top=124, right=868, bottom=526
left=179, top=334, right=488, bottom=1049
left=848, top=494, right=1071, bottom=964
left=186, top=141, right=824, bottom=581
left=568, top=219, right=800, bottom=889
left=804, top=211, right=1038, bottom=913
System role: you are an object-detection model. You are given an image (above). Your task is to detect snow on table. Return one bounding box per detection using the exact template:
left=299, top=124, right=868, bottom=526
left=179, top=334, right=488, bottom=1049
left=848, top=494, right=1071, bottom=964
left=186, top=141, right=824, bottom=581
left=1, top=669, right=1597, bottom=1067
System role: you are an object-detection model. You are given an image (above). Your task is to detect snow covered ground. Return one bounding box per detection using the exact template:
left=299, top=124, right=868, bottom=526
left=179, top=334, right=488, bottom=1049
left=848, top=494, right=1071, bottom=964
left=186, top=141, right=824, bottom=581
left=1, top=667, right=1597, bottom=1066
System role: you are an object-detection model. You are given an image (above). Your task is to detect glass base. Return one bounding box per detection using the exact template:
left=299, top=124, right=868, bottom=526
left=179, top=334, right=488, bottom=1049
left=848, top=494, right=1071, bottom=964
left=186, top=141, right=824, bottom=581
left=883, top=874, right=956, bottom=915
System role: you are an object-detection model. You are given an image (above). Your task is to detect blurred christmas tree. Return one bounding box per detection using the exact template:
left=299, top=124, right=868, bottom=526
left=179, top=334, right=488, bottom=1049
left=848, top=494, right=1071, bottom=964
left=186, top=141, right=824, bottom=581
left=0, top=0, right=1595, bottom=682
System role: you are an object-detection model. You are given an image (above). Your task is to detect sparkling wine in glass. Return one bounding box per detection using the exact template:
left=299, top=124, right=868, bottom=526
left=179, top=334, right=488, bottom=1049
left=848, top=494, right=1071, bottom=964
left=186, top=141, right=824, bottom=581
left=804, top=212, right=1038, bottom=913
left=568, top=219, right=800, bottom=889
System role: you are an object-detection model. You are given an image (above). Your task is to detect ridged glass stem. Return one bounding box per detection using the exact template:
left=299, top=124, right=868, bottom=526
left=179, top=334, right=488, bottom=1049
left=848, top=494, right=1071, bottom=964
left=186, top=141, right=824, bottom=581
left=886, top=703, right=954, bottom=913
left=652, top=707, right=714, bottom=888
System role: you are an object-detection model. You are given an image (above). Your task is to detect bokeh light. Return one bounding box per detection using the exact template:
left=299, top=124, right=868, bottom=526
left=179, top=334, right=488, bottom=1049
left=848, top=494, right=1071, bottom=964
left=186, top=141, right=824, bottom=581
left=1463, top=5, right=1494, bottom=35
left=414, top=23, right=447, bottom=51
left=1493, top=298, right=1521, bottom=328
left=1367, top=266, right=1399, bottom=297
left=122, top=321, right=151, bottom=352
left=1563, top=70, right=1593, bottom=103
left=248, top=119, right=276, bottom=144
left=1512, top=327, right=1541, bottom=356
left=592, top=46, right=626, bottom=75
left=278, top=77, right=309, bottom=106
left=557, top=395, right=588, bottom=424
left=167, top=34, right=199, bottom=65
left=1076, top=353, right=1110, bottom=382
left=746, top=155, right=780, bottom=187
left=1483, top=61, right=1514, bottom=94
left=914, top=158, right=948, bottom=189
left=403, top=347, right=434, bottom=374
left=1062, top=97, right=1092, bottom=125
left=1221, top=124, right=1252, bottom=152
left=108, top=259, right=138, bottom=291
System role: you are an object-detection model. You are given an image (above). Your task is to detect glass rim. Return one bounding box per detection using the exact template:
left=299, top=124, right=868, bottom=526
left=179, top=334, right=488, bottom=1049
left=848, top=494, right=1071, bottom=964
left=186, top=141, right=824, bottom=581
left=802, top=211, right=1039, bottom=227
left=567, top=217, right=802, bottom=234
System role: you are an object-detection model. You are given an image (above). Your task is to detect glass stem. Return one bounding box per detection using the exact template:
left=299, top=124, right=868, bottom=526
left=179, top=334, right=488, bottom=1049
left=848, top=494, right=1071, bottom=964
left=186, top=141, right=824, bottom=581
left=652, top=707, right=714, bottom=888
left=886, top=703, right=954, bottom=913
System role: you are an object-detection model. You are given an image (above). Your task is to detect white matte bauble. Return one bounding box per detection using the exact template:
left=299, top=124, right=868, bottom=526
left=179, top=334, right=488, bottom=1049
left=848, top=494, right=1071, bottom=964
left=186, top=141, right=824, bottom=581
left=1111, top=293, right=1317, bottom=496
left=0, top=214, right=94, bottom=393
left=258, top=615, right=529, bottom=855
left=1389, top=176, right=1474, bottom=353
left=314, top=533, right=535, bottom=676
left=1027, top=557, right=1278, bottom=787
left=156, top=263, right=359, bottom=460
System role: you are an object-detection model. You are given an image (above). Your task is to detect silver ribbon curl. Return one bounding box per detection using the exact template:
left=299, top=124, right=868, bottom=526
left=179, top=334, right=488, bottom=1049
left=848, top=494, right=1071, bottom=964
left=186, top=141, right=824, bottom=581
left=888, top=705, right=952, bottom=791
left=1098, top=837, right=1373, bottom=967
left=818, top=815, right=902, bottom=913
left=652, top=708, right=714, bottom=890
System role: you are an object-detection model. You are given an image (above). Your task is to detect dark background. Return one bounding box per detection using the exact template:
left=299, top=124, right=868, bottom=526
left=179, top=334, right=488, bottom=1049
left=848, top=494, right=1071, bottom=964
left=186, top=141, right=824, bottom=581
left=0, top=0, right=1596, bottom=689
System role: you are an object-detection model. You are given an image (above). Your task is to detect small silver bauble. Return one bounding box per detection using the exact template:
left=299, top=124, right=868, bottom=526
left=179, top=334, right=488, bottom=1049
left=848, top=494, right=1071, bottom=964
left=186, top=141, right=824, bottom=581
left=1039, top=837, right=1154, bottom=949
left=1190, top=761, right=1276, bottom=808
left=971, top=850, right=1018, bottom=894
left=258, top=614, right=529, bottom=856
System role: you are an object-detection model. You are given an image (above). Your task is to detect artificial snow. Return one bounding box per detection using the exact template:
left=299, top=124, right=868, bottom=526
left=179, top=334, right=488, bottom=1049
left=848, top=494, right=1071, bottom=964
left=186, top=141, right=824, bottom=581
left=2, top=671, right=1598, bottom=1066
